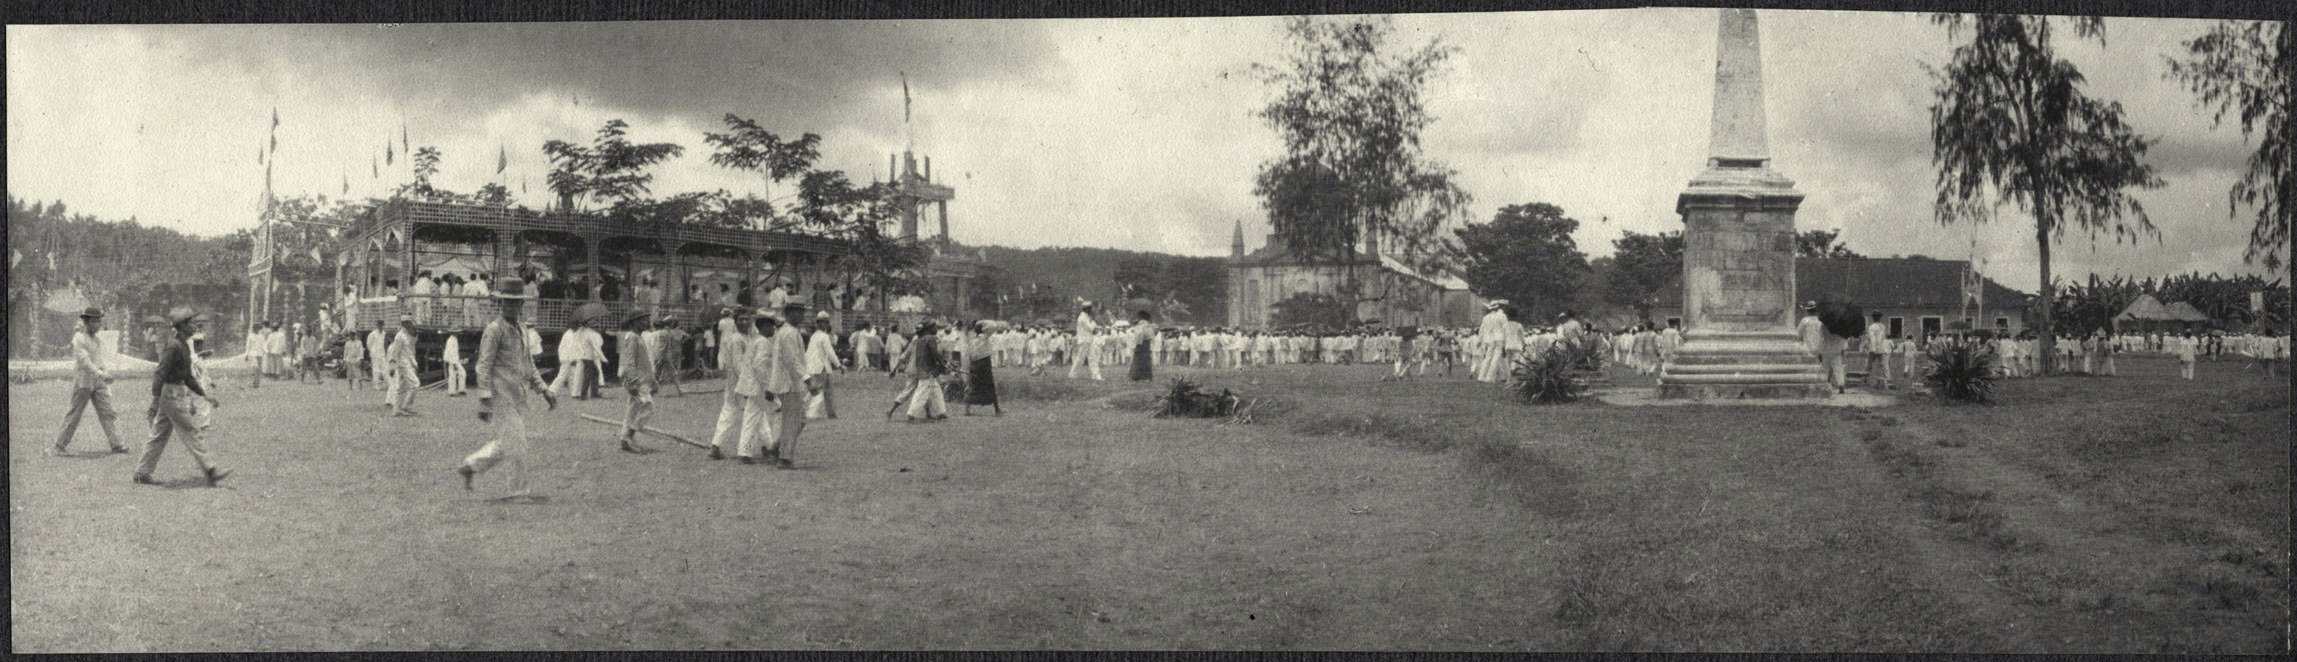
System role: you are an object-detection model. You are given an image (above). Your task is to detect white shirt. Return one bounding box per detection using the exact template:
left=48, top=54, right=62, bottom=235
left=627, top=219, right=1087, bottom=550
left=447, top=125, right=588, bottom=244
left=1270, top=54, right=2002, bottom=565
left=444, top=334, right=463, bottom=364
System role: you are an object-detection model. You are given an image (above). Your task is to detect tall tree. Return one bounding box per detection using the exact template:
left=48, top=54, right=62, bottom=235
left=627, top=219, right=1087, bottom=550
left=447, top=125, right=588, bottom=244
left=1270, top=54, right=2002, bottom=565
left=1605, top=229, right=1685, bottom=320
left=1454, top=202, right=1591, bottom=322
left=1249, top=16, right=1472, bottom=320
left=1794, top=229, right=1864, bottom=259
left=2167, top=20, right=2291, bottom=270
left=405, top=146, right=443, bottom=197
left=543, top=119, right=686, bottom=212
left=703, top=114, right=823, bottom=230
left=1928, top=14, right=2164, bottom=373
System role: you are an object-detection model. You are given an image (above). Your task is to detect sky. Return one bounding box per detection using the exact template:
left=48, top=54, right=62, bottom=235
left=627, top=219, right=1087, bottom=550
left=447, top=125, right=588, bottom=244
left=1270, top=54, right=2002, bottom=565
left=6, top=9, right=2279, bottom=295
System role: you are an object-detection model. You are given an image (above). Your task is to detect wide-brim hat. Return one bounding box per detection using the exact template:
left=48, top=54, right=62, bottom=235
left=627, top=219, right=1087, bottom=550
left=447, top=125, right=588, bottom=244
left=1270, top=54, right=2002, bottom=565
left=78, top=306, right=104, bottom=319
left=492, top=276, right=536, bottom=299
left=166, top=306, right=209, bottom=326
left=623, top=311, right=652, bottom=326
left=399, top=314, right=415, bottom=323
left=1801, top=300, right=1819, bottom=310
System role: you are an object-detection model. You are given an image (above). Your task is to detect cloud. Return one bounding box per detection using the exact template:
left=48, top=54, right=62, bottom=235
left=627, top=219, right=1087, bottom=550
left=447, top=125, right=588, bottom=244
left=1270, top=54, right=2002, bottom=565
left=6, top=9, right=2274, bottom=288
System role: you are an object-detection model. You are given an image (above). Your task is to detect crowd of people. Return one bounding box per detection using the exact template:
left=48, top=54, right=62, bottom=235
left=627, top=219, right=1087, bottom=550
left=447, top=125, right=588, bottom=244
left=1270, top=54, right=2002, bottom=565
left=46, top=285, right=2290, bottom=494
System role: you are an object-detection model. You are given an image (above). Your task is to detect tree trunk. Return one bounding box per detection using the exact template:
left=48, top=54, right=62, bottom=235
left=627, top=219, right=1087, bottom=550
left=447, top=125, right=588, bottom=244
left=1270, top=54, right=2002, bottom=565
left=2035, top=215, right=2055, bottom=375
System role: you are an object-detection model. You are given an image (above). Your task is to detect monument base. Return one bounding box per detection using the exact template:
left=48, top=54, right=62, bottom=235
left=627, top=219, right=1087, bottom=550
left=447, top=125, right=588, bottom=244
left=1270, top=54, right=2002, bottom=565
left=1656, top=331, right=1832, bottom=400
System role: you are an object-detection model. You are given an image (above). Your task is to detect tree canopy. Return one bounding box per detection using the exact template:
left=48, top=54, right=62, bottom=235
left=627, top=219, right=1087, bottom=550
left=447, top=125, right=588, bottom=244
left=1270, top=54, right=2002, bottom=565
left=1928, top=13, right=2163, bottom=372
left=544, top=119, right=687, bottom=212
left=2167, top=19, right=2291, bottom=270
left=1249, top=16, right=1471, bottom=311
left=1454, top=202, right=1591, bottom=322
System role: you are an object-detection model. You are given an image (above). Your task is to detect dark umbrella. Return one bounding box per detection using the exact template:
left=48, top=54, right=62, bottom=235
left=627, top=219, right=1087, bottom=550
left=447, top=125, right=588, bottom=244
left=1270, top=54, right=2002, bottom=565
left=1123, top=297, right=1156, bottom=316
left=1815, top=301, right=1865, bottom=339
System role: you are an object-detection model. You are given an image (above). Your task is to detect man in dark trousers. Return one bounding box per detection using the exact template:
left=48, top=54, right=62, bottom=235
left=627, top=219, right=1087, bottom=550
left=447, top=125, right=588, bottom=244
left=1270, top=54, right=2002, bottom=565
left=137, top=308, right=229, bottom=486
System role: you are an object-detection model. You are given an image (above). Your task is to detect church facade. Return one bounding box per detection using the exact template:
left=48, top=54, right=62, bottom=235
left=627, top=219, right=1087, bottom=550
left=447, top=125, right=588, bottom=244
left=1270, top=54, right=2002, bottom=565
left=1226, top=221, right=1481, bottom=329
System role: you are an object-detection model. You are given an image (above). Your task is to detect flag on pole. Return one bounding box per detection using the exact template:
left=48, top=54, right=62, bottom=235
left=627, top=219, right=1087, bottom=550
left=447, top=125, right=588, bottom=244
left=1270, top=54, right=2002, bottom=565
left=372, top=154, right=379, bottom=178
left=258, top=144, right=265, bottom=165
left=497, top=145, right=507, bottom=174
left=901, top=72, right=911, bottom=124
left=342, top=173, right=350, bottom=195
left=401, top=123, right=409, bottom=154
left=386, top=143, right=394, bottom=166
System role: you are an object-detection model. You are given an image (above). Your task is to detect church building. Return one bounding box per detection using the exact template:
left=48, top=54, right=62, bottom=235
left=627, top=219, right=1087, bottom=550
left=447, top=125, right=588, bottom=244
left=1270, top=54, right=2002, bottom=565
left=1226, top=220, right=1482, bottom=329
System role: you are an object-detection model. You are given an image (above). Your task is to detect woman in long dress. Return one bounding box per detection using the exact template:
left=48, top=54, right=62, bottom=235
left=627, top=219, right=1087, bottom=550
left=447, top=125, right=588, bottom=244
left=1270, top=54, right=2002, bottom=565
left=1129, top=311, right=1157, bottom=382
left=964, top=320, right=1002, bottom=416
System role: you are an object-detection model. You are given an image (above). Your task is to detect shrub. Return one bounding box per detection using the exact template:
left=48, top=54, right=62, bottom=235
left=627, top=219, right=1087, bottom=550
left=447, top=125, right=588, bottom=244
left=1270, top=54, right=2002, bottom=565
left=1153, top=378, right=1241, bottom=418
left=1923, top=337, right=1999, bottom=402
left=1508, top=345, right=1587, bottom=404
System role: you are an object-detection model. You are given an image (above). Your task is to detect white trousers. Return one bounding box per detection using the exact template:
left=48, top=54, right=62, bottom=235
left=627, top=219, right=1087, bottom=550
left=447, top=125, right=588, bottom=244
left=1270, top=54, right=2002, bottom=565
left=906, top=378, right=948, bottom=419
left=738, top=392, right=780, bottom=459
left=463, top=378, right=533, bottom=496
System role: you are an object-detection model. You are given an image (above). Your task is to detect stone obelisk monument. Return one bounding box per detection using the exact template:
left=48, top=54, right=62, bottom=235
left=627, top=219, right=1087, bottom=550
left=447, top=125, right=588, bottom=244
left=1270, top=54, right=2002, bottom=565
left=1657, top=8, right=1832, bottom=400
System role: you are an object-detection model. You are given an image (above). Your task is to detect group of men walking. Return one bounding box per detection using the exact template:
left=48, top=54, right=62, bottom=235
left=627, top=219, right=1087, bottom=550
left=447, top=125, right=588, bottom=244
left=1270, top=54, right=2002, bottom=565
left=49, top=306, right=231, bottom=487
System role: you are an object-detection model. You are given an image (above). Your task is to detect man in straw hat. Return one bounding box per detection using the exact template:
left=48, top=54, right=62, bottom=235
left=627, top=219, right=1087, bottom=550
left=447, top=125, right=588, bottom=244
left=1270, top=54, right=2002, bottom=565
left=455, top=276, right=557, bottom=500
left=613, top=310, right=656, bottom=454
left=52, top=306, right=129, bottom=456
left=137, top=307, right=230, bottom=486
left=384, top=313, right=422, bottom=417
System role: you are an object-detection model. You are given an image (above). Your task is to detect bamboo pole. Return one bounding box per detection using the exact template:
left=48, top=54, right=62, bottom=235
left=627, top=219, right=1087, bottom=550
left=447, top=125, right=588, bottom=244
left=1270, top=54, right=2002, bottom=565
left=577, top=413, right=708, bottom=449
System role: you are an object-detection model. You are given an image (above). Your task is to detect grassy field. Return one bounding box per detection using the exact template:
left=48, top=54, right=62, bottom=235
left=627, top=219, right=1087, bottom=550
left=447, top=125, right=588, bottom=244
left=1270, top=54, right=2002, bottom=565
left=9, top=354, right=2288, bottom=652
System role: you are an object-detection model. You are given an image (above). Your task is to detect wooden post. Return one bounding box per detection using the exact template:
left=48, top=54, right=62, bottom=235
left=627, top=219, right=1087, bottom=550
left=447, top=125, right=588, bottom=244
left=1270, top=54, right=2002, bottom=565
left=584, top=236, right=603, bottom=302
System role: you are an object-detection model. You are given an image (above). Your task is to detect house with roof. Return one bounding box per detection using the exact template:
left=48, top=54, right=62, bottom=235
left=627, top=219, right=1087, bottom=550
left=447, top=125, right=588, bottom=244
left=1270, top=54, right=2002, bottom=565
left=1655, top=257, right=2032, bottom=339
left=1226, top=220, right=1482, bottom=329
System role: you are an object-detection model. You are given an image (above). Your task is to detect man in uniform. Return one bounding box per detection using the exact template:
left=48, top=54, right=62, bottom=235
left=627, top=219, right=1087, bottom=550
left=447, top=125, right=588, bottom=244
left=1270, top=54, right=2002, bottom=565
left=1863, top=313, right=1892, bottom=390
left=1069, top=302, right=1104, bottom=380
left=614, top=311, right=655, bottom=454
left=53, top=307, right=129, bottom=456
left=806, top=311, right=843, bottom=419
left=849, top=322, right=883, bottom=373
left=765, top=303, right=816, bottom=468
left=367, top=320, right=390, bottom=391
left=384, top=314, right=422, bottom=417
left=1798, top=301, right=1844, bottom=393
left=455, top=277, right=557, bottom=500
left=735, top=310, right=783, bottom=464
left=442, top=328, right=468, bottom=396
left=138, top=308, right=229, bottom=487
left=707, top=309, right=757, bottom=461
left=1474, top=301, right=1509, bottom=382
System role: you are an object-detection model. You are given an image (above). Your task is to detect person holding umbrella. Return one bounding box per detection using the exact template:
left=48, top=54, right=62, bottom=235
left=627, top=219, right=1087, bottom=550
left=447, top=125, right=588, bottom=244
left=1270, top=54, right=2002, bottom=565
left=455, top=277, right=558, bottom=500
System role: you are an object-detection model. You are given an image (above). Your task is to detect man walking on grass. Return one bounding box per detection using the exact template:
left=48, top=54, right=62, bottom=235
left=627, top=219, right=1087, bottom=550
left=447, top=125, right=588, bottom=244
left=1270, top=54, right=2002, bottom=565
left=764, top=303, right=815, bottom=468
left=708, top=310, right=756, bottom=461
left=614, top=311, right=655, bottom=454
left=53, top=307, right=128, bottom=456
left=138, top=308, right=229, bottom=487
left=384, top=314, right=421, bottom=417
left=455, top=277, right=557, bottom=501
left=736, top=310, right=783, bottom=465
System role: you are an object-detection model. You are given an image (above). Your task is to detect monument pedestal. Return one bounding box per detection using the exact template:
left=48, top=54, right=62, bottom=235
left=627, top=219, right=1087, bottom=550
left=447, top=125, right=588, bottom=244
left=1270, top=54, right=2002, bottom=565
left=1658, top=331, right=1831, bottom=400
left=1653, top=8, right=1830, bottom=401
left=1655, top=164, right=1830, bottom=401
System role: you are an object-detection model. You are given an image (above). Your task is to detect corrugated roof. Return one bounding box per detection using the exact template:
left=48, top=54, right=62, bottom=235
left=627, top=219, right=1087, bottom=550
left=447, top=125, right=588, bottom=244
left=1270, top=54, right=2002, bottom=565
left=1653, top=257, right=2032, bottom=310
